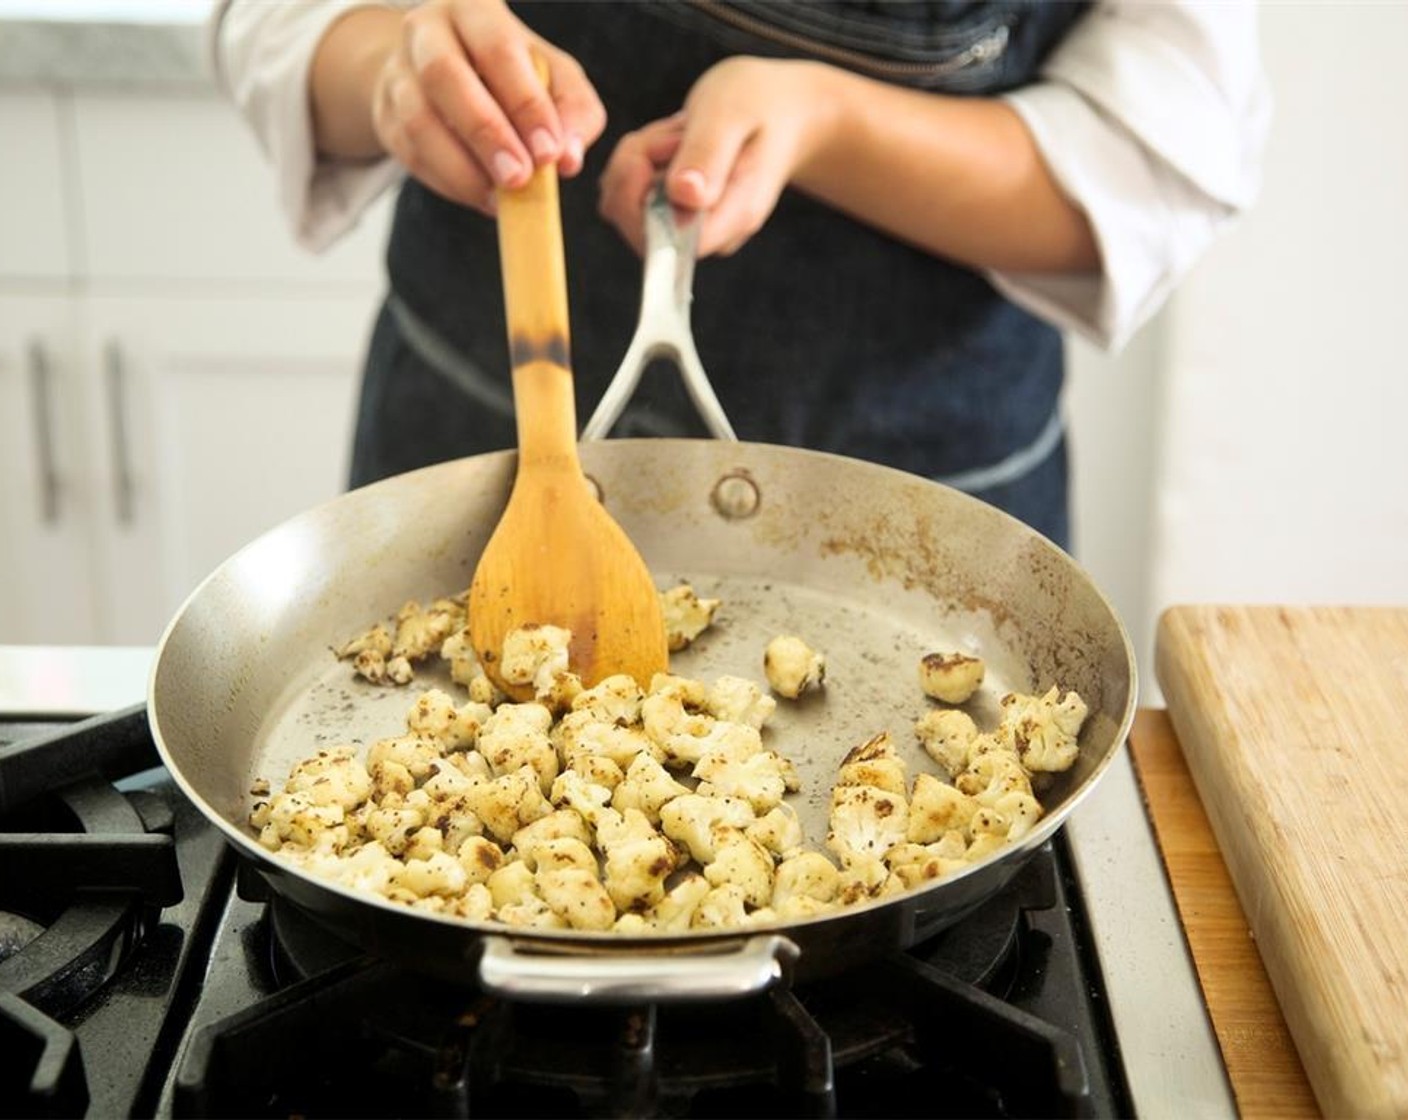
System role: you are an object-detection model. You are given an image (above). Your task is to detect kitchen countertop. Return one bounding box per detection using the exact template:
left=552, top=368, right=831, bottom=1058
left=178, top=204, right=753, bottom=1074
left=0, top=1, right=213, bottom=89
left=0, top=643, right=1235, bottom=1116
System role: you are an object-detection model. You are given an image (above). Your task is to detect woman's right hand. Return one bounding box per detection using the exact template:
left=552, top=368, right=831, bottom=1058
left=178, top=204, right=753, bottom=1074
left=318, top=0, right=606, bottom=215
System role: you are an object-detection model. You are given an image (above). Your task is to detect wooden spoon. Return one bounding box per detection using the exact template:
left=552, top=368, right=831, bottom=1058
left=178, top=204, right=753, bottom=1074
left=468, top=102, right=667, bottom=700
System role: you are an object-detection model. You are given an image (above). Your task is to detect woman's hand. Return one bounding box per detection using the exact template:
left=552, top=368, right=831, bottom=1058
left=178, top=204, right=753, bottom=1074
left=312, top=0, right=606, bottom=215
left=598, top=57, right=840, bottom=257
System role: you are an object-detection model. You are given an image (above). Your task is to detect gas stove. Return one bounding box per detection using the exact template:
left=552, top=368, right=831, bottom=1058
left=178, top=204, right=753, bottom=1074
left=0, top=646, right=1234, bottom=1118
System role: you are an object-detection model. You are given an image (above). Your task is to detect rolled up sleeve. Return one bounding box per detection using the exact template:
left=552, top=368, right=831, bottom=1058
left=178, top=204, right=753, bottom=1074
left=993, top=0, right=1273, bottom=351
left=208, top=0, right=407, bottom=252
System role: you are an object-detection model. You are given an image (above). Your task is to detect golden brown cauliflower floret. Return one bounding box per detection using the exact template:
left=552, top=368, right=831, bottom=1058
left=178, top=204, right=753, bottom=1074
left=570, top=673, right=646, bottom=726
left=835, top=732, right=907, bottom=797
left=772, top=851, right=841, bottom=910
left=914, top=708, right=980, bottom=779
left=883, top=841, right=968, bottom=889
left=763, top=635, right=826, bottom=699
left=595, top=808, right=679, bottom=912
left=907, top=772, right=978, bottom=844
left=705, top=675, right=777, bottom=730
left=406, top=688, right=493, bottom=751
left=499, top=624, right=573, bottom=692
left=510, top=809, right=595, bottom=868
left=438, top=628, right=480, bottom=689
left=691, top=883, right=752, bottom=930
left=555, top=710, right=661, bottom=771
left=703, top=828, right=775, bottom=908
left=567, top=754, right=626, bottom=791
left=660, top=584, right=721, bottom=651
left=392, top=849, right=468, bottom=899
left=477, top=703, right=559, bottom=794
left=826, top=785, right=909, bottom=867
left=257, top=790, right=346, bottom=851
left=457, top=835, right=506, bottom=885
left=367, top=733, right=444, bottom=784
left=283, top=746, right=373, bottom=811
left=918, top=651, right=985, bottom=704
left=693, top=748, right=798, bottom=814
left=746, top=803, right=806, bottom=858
left=363, top=803, right=426, bottom=857
left=465, top=765, right=552, bottom=844
left=659, top=793, right=757, bottom=865
left=536, top=866, right=616, bottom=931
left=645, top=873, right=712, bottom=932
left=611, top=753, right=691, bottom=824
left=955, top=751, right=1035, bottom=808
left=393, top=597, right=466, bottom=663
left=999, top=687, right=1088, bottom=773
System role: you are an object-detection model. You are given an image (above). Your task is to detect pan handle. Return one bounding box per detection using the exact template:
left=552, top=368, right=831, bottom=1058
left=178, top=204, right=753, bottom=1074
left=477, top=932, right=797, bottom=1003
left=580, top=183, right=738, bottom=442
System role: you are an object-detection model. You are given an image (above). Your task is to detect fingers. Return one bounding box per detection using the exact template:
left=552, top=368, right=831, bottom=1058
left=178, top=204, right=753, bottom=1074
left=597, top=117, right=685, bottom=254
left=374, top=0, right=607, bottom=212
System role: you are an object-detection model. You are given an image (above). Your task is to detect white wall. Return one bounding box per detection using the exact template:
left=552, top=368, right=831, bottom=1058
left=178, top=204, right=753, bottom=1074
left=1069, top=1, right=1408, bottom=704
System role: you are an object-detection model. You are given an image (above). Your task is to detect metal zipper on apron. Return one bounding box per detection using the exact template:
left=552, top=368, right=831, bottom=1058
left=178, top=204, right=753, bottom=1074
left=689, top=0, right=1010, bottom=80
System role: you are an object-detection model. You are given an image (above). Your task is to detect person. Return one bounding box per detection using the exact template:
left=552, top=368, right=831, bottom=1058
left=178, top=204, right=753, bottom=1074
left=209, top=0, right=1270, bottom=550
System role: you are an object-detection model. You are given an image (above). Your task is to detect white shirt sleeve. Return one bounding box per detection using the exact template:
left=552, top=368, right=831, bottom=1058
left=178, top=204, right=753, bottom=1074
left=994, top=0, right=1273, bottom=351
left=208, top=0, right=408, bottom=252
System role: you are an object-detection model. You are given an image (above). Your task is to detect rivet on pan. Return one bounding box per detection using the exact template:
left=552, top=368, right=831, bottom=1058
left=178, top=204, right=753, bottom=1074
left=584, top=474, right=603, bottom=503
left=711, top=471, right=760, bottom=520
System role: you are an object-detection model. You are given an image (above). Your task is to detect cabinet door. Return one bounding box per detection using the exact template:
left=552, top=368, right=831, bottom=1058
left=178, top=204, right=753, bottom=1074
left=82, top=292, right=381, bottom=644
left=0, top=94, right=73, bottom=281
left=0, top=297, right=100, bottom=643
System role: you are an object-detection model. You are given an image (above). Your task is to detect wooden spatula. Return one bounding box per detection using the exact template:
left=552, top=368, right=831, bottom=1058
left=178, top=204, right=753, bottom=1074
left=467, top=99, right=667, bottom=700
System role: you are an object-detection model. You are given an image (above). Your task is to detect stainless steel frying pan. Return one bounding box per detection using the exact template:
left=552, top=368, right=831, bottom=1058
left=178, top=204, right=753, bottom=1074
left=148, top=193, right=1136, bottom=1002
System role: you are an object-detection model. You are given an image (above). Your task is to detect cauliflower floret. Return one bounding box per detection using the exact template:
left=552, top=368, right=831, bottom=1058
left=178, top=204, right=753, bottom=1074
left=499, top=624, right=573, bottom=693
left=993, top=789, right=1044, bottom=841
left=826, top=785, right=908, bottom=867
left=258, top=790, right=346, bottom=851
left=907, top=772, right=978, bottom=843
left=1000, top=687, right=1088, bottom=773
left=570, top=673, right=645, bottom=725
left=550, top=769, right=614, bottom=828
left=834, top=732, right=907, bottom=796
left=536, top=867, right=617, bottom=931
left=510, top=809, right=594, bottom=868
left=497, top=897, right=570, bottom=929
left=403, top=826, right=445, bottom=862
left=918, top=651, right=985, bottom=704
left=283, top=746, right=373, bottom=810
left=914, top=708, right=980, bottom=779
left=326, top=840, right=400, bottom=895
left=457, top=835, right=506, bottom=885
left=706, top=675, right=777, bottom=730
left=465, top=765, right=552, bottom=843
left=763, top=635, right=825, bottom=699
left=566, top=754, right=626, bottom=791
left=645, top=873, right=712, bottom=932
left=703, top=829, right=775, bottom=908
left=486, top=859, right=538, bottom=910
left=438, top=627, right=479, bottom=688
left=660, top=584, right=721, bottom=651
left=693, top=749, right=797, bottom=814
left=746, top=803, right=806, bottom=858
left=883, top=842, right=969, bottom=889
left=835, top=853, right=900, bottom=906
left=468, top=672, right=505, bottom=707
left=528, top=836, right=599, bottom=875
left=595, top=808, right=679, bottom=912
left=407, top=688, right=493, bottom=751
left=393, top=597, right=466, bottom=662
left=366, top=733, right=444, bottom=783
left=556, top=710, right=661, bottom=770
left=772, top=851, right=840, bottom=910
left=392, top=849, right=467, bottom=899
left=955, top=752, right=1035, bottom=808
left=640, top=687, right=718, bottom=766
left=611, top=753, right=691, bottom=823
left=336, top=623, right=391, bottom=662
left=691, top=882, right=752, bottom=929
left=660, top=718, right=764, bottom=770
left=659, top=794, right=757, bottom=864
left=614, top=912, right=651, bottom=934
left=477, top=703, right=559, bottom=793
left=446, top=882, right=495, bottom=921
left=364, top=804, right=426, bottom=856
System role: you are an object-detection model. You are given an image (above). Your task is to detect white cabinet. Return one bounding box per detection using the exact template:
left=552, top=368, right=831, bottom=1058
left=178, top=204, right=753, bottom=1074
left=1, top=89, right=395, bottom=646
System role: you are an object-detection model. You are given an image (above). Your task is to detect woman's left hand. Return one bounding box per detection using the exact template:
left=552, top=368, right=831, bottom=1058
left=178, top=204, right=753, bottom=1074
left=598, top=57, right=840, bottom=257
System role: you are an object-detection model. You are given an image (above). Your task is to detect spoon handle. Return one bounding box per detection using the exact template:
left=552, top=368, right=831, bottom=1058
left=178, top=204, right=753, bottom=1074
left=495, top=59, right=577, bottom=471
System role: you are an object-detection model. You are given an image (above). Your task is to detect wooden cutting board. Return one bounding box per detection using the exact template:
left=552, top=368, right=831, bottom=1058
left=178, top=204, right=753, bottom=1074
left=1156, top=605, right=1408, bottom=1120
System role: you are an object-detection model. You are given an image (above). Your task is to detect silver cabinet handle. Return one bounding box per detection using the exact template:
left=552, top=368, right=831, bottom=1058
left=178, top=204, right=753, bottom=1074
left=27, top=340, right=61, bottom=525
left=104, top=341, right=136, bottom=527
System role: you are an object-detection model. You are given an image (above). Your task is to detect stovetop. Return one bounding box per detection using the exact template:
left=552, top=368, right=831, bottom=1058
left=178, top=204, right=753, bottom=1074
left=1, top=705, right=1136, bottom=1119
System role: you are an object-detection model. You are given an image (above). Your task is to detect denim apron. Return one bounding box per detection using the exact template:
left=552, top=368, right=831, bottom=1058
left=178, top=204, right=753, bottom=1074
left=351, top=0, right=1090, bottom=548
